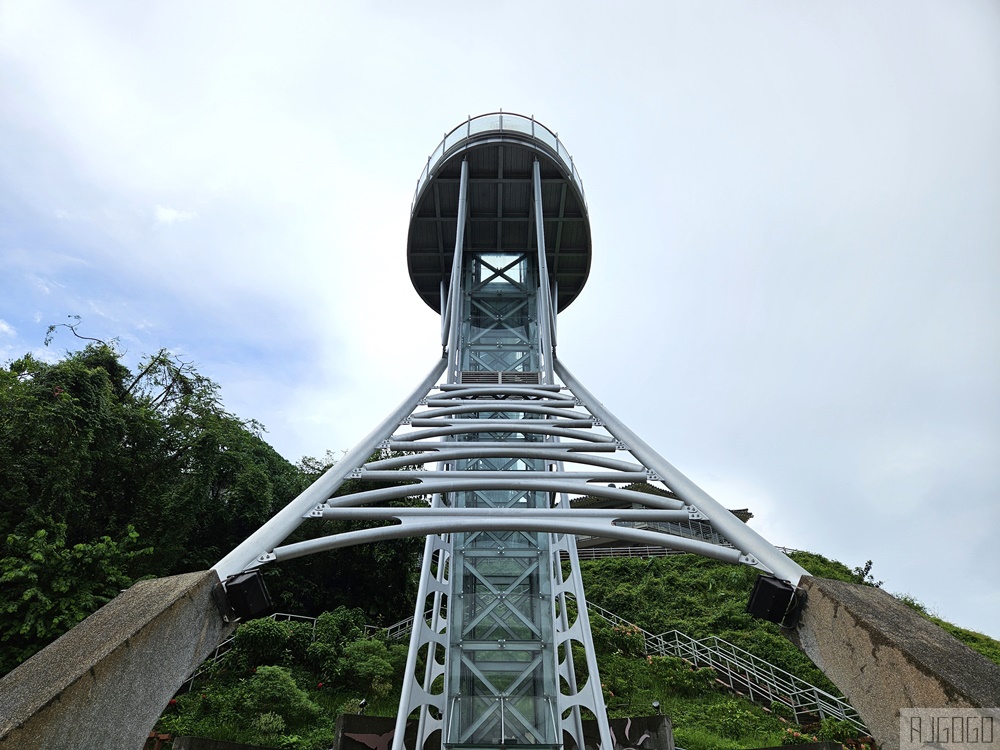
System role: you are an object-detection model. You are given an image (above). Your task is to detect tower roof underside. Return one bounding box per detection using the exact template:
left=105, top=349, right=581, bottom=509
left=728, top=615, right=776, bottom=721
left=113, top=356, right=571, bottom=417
left=407, top=113, right=592, bottom=313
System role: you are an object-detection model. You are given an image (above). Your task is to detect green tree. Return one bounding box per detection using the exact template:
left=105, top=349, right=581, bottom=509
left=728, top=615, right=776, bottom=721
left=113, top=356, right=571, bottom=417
left=0, top=520, right=151, bottom=673
left=1, top=337, right=306, bottom=573
left=0, top=330, right=306, bottom=673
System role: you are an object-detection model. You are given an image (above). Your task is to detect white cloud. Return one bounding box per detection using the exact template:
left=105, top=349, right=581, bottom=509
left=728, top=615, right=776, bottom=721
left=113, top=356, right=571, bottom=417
left=154, top=205, right=197, bottom=225
left=86, top=299, right=118, bottom=322
left=0, top=320, right=16, bottom=337
left=30, top=346, right=60, bottom=365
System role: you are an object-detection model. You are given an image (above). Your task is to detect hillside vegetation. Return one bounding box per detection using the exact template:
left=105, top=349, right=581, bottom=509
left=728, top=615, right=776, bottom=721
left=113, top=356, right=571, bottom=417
left=0, top=336, right=420, bottom=675
left=154, top=550, right=1000, bottom=750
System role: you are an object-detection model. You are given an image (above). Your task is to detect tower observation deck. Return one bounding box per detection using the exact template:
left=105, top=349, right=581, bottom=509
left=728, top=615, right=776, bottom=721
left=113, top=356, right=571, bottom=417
left=406, top=113, right=591, bottom=315
left=213, top=112, right=809, bottom=750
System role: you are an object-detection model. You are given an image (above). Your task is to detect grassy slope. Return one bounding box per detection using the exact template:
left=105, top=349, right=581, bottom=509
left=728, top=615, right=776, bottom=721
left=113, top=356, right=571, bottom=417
left=579, top=553, right=839, bottom=693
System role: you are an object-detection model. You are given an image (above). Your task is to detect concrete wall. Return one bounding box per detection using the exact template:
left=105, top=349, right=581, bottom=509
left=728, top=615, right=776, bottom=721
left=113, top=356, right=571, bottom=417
left=0, top=570, right=234, bottom=750
left=787, top=576, right=1000, bottom=750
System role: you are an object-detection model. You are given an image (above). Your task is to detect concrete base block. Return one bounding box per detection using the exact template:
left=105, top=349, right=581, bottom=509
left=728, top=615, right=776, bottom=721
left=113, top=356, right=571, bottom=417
left=786, top=576, right=1000, bottom=750
left=0, top=570, right=234, bottom=750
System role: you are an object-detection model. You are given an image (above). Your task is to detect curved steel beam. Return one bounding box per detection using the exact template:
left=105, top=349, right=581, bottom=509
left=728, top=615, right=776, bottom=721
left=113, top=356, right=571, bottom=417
left=432, top=386, right=574, bottom=400
left=397, top=424, right=613, bottom=443
left=320, top=507, right=692, bottom=521
left=262, top=518, right=745, bottom=566
left=363, top=447, right=644, bottom=473
left=357, top=470, right=649, bottom=483
left=318, top=478, right=685, bottom=510
left=419, top=402, right=582, bottom=419
left=409, top=418, right=594, bottom=429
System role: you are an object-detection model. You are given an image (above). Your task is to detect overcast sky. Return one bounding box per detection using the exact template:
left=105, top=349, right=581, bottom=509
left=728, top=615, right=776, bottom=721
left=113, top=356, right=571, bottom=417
left=2, top=1, right=998, bottom=640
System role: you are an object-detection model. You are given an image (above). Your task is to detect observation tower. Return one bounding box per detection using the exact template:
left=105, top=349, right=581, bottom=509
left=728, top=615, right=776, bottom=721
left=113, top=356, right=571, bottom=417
left=215, top=112, right=808, bottom=750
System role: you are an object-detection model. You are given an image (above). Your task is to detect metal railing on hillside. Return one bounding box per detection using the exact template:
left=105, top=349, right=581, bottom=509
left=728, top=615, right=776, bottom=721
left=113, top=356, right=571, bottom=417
left=585, top=603, right=866, bottom=733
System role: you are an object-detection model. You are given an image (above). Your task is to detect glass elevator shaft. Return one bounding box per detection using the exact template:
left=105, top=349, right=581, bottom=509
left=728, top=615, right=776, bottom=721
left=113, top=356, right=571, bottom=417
left=445, top=249, right=559, bottom=748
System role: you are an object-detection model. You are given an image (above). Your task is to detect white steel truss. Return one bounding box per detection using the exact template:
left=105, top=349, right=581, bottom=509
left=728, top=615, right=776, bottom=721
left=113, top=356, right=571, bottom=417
left=215, top=363, right=807, bottom=750
left=235, top=376, right=808, bottom=581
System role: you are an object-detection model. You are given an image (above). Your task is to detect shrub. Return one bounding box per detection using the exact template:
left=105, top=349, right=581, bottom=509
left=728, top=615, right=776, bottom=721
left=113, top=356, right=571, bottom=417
left=709, top=699, right=771, bottom=739
left=235, top=618, right=290, bottom=666
left=306, top=640, right=339, bottom=682
left=314, top=606, right=366, bottom=648
left=237, top=665, right=322, bottom=727
left=254, top=711, right=287, bottom=736
left=284, top=620, right=315, bottom=663
left=780, top=727, right=819, bottom=745
left=816, top=717, right=861, bottom=743
left=338, top=639, right=395, bottom=697
left=648, top=656, right=715, bottom=698
left=610, top=624, right=647, bottom=657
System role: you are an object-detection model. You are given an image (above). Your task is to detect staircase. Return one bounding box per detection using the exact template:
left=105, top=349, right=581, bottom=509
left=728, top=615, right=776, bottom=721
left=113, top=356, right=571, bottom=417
left=586, top=603, right=867, bottom=732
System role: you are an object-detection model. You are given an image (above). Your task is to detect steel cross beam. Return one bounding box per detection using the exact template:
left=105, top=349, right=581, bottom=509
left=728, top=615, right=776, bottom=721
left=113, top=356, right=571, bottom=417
left=221, top=373, right=797, bottom=580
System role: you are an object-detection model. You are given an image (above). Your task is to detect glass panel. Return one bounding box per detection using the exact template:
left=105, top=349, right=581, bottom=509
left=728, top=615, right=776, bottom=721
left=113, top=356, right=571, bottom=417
left=503, top=115, right=533, bottom=136
left=556, top=141, right=569, bottom=167
left=471, top=114, right=501, bottom=135
left=430, top=143, right=445, bottom=168
left=444, top=128, right=464, bottom=153
left=476, top=253, right=525, bottom=286
left=535, top=127, right=557, bottom=151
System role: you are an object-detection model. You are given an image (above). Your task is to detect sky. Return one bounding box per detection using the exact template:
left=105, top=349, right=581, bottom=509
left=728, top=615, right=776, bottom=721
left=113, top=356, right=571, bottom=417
left=2, top=1, right=998, bottom=640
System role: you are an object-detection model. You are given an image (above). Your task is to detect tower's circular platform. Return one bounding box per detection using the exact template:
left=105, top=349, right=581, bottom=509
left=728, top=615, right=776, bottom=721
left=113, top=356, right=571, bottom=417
left=407, top=112, right=591, bottom=313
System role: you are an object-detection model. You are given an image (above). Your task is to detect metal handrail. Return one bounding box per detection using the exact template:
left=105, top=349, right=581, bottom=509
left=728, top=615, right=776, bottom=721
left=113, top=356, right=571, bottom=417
left=568, top=545, right=802, bottom=561
left=585, top=603, right=867, bottom=733
left=412, top=111, right=586, bottom=213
